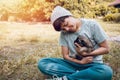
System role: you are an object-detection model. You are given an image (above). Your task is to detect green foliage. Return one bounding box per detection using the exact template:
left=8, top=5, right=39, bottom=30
left=103, top=13, right=115, bottom=21
left=113, top=13, right=120, bottom=22
left=53, top=0, right=119, bottom=19
left=0, top=0, right=119, bottom=22
left=103, top=13, right=120, bottom=22
left=94, top=4, right=107, bottom=16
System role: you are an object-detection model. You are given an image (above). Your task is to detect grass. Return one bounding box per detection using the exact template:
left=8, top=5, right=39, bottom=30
left=0, top=20, right=120, bottom=80
left=97, top=19, right=120, bottom=37
left=103, top=42, right=120, bottom=80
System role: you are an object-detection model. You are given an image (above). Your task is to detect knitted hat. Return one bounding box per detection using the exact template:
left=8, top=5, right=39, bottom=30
left=50, top=6, right=72, bottom=24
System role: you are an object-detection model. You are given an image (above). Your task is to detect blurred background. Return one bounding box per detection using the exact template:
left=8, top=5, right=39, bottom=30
left=0, top=0, right=120, bottom=80
left=0, top=0, right=120, bottom=22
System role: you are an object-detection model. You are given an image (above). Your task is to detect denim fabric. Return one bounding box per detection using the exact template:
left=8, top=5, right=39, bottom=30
left=38, top=58, right=113, bottom=80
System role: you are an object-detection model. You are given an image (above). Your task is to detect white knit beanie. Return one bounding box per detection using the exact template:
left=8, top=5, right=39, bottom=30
left=50, top=6, right=72, bottom=24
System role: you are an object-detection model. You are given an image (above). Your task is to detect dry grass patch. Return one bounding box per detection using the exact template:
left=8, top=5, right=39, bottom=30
left=97, top=19, right=120, bottom=37
left=0, top=21, right=120, bottom=80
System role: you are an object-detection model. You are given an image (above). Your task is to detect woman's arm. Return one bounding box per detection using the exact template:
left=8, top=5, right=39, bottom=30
left=61, top=46, right=93, bottom=64
left=75, top=40, right=109, bottom=57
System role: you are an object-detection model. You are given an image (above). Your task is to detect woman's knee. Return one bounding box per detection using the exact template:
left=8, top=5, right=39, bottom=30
left=38, top=58, right=61, bottom=75
left=37, top=58, right=57, bottom=72
left=95, top=64, right=113, bottom=79
left=88, top=64, right=113, bottom=80
left=37, top=58, right=49, bottom=72
left=103, top=65, right=113, bottom=79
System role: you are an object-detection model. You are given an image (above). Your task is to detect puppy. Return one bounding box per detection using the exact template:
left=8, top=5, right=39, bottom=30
left=72, top=35, right=94, bottom=60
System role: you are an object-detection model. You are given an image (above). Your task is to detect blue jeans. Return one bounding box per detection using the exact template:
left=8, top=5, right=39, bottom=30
left=38, top=58, right=113, bottom=80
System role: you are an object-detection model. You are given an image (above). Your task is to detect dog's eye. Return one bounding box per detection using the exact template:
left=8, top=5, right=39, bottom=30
left=81, top=40, right=85, bottom=43
left=81, top=40, right=87, bottom=46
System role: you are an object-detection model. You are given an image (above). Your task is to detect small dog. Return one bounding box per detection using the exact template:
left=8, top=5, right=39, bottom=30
left=71, top=35, right=94, bottom=60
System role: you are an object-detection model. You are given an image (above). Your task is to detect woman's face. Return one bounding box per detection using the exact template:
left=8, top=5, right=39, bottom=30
left=61, top=17, right=79, bottom=33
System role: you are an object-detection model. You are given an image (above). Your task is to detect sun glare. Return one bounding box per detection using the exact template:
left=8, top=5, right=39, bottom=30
left=0, top=0, right=21, bottom=6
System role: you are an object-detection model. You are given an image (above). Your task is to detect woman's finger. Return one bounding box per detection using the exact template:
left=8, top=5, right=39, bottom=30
left=74, top=43, right=81, bottom=48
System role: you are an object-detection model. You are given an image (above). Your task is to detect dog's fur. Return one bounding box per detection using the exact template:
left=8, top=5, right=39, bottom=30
left=72, top=35, right=94, bottom=60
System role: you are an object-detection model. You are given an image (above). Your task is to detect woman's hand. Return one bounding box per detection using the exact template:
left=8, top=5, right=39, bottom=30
left=74, top=43, right=88, bottom=56
left=80, top=56, right=93, bottom=64
left=74, top=42, right=82, bottom=53
left=61, top=45, right=93, bottom=64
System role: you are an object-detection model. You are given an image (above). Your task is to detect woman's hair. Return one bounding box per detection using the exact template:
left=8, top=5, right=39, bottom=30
left=53, top=16, right=70, bottom=31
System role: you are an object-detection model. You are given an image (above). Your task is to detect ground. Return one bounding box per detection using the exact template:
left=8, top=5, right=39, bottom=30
left=0, top=21, right=120, bottom=80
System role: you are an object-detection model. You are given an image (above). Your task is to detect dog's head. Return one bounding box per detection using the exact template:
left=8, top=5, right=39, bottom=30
left=74, top=35, right=93, bottom=49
